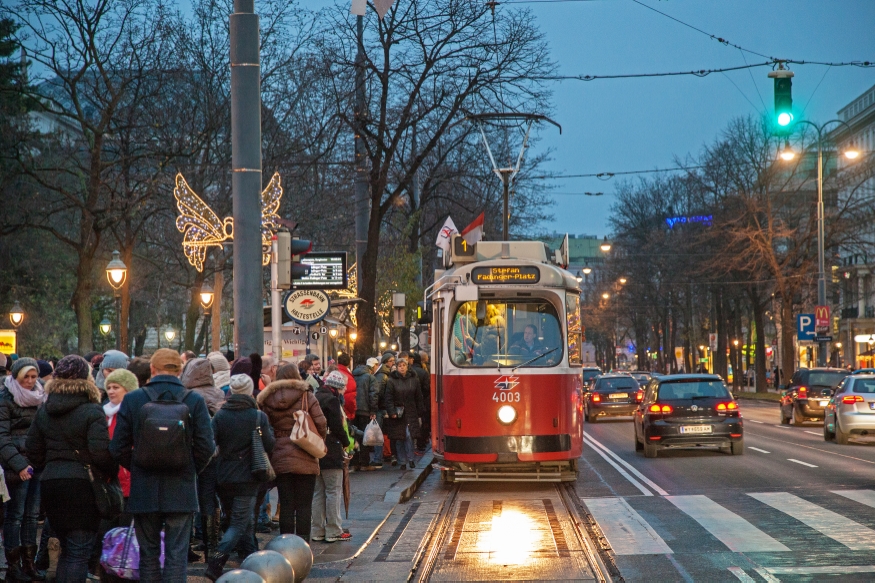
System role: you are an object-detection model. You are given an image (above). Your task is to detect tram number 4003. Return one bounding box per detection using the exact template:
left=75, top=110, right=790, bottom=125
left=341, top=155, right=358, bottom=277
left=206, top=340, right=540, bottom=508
left=493, top=392, right=521, bottom=403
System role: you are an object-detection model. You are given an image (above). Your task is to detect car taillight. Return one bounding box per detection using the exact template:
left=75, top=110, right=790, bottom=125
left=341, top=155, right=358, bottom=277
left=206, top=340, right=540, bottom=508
left=648, top=404, right=672, bottom=413
left=798, top=387, right=808, bottom=398
left=592, top=394, right=601, bottom=403
left=716, top=402, right=739, bottom=412
left=636, top=390, right=644, bottom=402
left=842, top=395, right=864, bottom=404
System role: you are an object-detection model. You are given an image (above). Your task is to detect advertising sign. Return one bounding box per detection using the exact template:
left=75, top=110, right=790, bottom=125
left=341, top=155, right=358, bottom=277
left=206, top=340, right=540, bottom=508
left=283, top=289, right=330, bottom=325
left=295, top=252, right=347, bottom=290
left=815, top=305, right=830, bottom=330
left=0, top=330, right=16, bottom=355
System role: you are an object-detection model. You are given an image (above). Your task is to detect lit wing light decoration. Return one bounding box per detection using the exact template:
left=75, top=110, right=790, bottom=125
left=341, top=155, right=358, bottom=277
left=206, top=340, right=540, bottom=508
left=174, top=172, right=284, bottom=272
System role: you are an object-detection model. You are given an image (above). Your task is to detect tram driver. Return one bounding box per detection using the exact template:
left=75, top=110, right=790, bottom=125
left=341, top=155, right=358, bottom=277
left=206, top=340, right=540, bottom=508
left=510, top=324, right=544, bottom=356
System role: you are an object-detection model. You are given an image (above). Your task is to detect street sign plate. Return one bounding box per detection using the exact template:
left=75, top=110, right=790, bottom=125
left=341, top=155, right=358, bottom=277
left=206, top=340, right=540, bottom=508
left=283, top=289, right=331, bottom=325
left=410, top=332, right=419, bottom=348
left=814, top=335, right=833, bottom=342
left=312, top=331, right=320, bottom=340
left=797, top=313, right=815, bottom=341
left=295, top=252, right=348, bottom=290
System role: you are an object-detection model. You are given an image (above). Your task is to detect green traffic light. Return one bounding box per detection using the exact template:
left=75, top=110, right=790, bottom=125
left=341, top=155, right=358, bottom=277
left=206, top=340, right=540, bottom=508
left=777, top=112, right=793, bottom=127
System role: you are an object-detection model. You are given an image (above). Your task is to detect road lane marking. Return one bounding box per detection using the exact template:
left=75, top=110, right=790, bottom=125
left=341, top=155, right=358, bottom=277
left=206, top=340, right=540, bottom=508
left=746, top=419, right=765, bottom=424
left=787, top=458, right=818, bottom=468
left=583, top=437, right=652, bottom=496
left=775, top=425, right=792, bottom=429
left=581, top=497, right=672, bottom=555
left=728, top=567, right=756, bottom=582
left=748, top=492, right=875, bottom=550
left=832, top=490, right=875, bottom=508
left=748, top=447, right=771, bottom=454
left=753, top=568, right=782, bottom=583
left=765, top=565, right=875, bottom=575
left=804, top=431, right=821, bottom=436
left=666, top=495, right=789, bottom=552
left=584, top=433, right=669, bottom=496
left=745, top=430, right=875, bottom=465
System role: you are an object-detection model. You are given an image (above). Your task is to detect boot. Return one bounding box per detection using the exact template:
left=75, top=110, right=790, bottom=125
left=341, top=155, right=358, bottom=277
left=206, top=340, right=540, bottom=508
left=203, top=552, right=229, bottom=582
left=4, top=547, right=27, bottom=583
left=20, top=546, right=45, bottom=581
left=192, top=515, right=209, bottom=552
left=208, top=509, right=221, bottom=557
left=32, top=546, right=48, bottom=573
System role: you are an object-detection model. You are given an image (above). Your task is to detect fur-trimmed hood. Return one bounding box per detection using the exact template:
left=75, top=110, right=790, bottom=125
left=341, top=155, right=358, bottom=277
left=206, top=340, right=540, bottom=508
left=43, top=377, right=102, bottom=416
left=256, top=378, right=312, bottom=410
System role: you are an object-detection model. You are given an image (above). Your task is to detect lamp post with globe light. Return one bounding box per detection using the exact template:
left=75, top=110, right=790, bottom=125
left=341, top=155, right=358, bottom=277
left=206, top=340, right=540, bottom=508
left=200, top=284, right=215, bottom=354
left=164, top=328, right=176, bottom=349
left=9, top=301, right=24, bottom=329
left=105, top=251, right=128, bottom=351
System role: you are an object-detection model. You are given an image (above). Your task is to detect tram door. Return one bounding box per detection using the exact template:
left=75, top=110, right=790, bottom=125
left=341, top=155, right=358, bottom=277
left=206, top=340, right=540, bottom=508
left=433, top=303, right=445, bottom=452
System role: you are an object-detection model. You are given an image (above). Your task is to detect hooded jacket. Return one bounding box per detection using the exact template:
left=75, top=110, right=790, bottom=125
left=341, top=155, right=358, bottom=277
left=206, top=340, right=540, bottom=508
left=212, top=394, right=275, bottom=495
left=352, top=365, right=379, bottom=416
left=257, top=379, right=327, bottom=476
left=0, top=382, right=41, bottom=474
left=374, top=364, right=392, bottom=412
left=182, top=358, right=226, bottom=415
left=26, top=377, right=118, bottom=482
left=384, top=369, right=425, bottom=441
left=338, top=365, right=357, bottom=420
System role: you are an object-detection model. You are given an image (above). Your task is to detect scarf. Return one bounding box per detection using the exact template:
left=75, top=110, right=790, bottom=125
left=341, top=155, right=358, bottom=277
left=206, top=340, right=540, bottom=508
left=103, top=401, right=121, bottom=424
left=4, top=375, right=47, bottom=408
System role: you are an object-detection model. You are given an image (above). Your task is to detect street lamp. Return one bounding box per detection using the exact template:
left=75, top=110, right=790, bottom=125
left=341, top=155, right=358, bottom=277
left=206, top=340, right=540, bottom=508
left=575, top=272, right=583, bottom=283
left=164, top=328, right=176, bottom=346
left=350, top=331, right=358, bottom=343
left=105, top=251, right=127, bottom=351
left=781, top=119, right=863, bottom=366
left=600, top=236, right=612, bottom=252
left=379, top=341, right=387, bottom=350
left=9, top=301, right=24, bottom=328
left=329, top=328, right=338, bottom=339
left=391, top=343, right=397, bottom=351
left=780, top=140, right=795, bottom=161
left=200, top=284, right=214, bottom=353
left=582, top=265, right=592, bottom=275
left=99, top=319, right=112, bottom=336
left=601, top=292, right=609, bottom=300
left=619, top=277, right=627, bottom=285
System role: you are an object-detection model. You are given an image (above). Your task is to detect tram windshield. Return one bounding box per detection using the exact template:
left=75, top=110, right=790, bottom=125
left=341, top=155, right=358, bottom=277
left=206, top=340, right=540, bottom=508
left=450, top=300, right=562, bottom=367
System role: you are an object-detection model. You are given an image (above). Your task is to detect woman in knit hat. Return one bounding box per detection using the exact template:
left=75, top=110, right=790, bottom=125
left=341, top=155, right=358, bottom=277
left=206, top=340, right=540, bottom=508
left=204, top=375, right=275, bottom=580
left=96, top=350, right=130, bottom=395
left=0, top=357, right=48, bottom=579
left=208, top=351, right=232, bottom=394
left=26, top=355, right=117, bottom=582
left=312, top=371, right=351, bottom=542
left=103, top=369, right=138, bottom=507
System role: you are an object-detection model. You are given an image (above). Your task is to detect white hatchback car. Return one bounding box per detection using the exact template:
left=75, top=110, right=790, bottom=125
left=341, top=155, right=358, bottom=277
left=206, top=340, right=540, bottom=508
left=824, top=374, right=875, bottom=444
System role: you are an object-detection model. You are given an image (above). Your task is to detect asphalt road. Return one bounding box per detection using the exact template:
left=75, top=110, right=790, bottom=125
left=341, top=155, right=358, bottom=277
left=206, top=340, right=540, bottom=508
left=578, top=400, right=875, bottom=582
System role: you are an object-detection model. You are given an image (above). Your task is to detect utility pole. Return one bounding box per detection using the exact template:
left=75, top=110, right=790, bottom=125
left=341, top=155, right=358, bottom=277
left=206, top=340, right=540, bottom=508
left=354, top=15, right=369, bottom=301
left=412, top=127, right=422, bottom=288
left=230, top=0, right=263, bottom=356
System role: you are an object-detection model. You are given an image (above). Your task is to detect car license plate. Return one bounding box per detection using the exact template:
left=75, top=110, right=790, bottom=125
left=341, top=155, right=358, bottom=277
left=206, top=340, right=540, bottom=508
left=680, top=425, right=712, bottom=434
left=609, top=393, right=627, bottom=399
left=870, top=402, right=875, bottom=410
left=820, top=400, right=829, bottom=407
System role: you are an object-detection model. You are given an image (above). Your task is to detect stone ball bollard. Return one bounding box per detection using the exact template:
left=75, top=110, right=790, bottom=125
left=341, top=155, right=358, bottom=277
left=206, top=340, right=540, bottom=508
left=265, top=535, right=313, bottom=583
left=215, top=569, right=266, bottom=583
left=240, top=550, right=295, bottom=583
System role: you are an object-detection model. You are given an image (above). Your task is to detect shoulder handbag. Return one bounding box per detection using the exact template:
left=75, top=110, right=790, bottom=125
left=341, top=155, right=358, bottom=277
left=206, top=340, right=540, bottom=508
left=62, top=422, right=124, bottom=521
left=251, top=410, right=276, bottom=482
left=290, top=391, right=327, bottom=459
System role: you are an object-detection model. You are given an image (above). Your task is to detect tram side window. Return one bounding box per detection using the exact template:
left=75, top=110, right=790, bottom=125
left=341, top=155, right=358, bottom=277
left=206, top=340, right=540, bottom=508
left=450, top=300, right=562, bottom=368
left=566, top=292, right=582, bottom=366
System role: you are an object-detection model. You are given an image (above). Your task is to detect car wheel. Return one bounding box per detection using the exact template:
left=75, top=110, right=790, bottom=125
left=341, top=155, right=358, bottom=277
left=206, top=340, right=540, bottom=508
left=643, top=442, right=658, bottom=458
left=730, top=439, right=744, bottom=455
left=635, top=429, right=643, bottom=451
left=791, top=407, right=803, bottom=426
left=823, top=420, right=835, bottom=442
left=780, top=405, right=790, bottom=425
left=586, top=407, right=597, bottom=424
left=836, top=418, right=850, bottom=445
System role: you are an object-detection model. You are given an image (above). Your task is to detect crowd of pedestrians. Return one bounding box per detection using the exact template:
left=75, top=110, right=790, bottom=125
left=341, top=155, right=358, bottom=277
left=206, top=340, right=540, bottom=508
left=0, top=344, right=431, bottom=581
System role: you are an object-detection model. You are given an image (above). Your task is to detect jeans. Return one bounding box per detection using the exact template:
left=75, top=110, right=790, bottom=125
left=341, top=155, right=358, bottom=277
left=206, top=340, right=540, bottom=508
left=4, top=473, right=41, bottom=550
left=393, top=426, right=414, bottom=465
left=275, top=473, right=316, bottom=541
left=55, top=529, right=96, bottom=583
left=311, top=469, right=343, bottom=539
left=134, top=513, right=192, bottom=583
left=198, top=459, right=218, bottom=516
left=257, top=489, right=272, bottom=525
left=217, top=495, right=257, bottom=555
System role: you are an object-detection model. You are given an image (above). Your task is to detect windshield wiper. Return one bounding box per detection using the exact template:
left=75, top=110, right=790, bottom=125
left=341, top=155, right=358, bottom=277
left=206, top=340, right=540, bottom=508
left=512, top=346, right=561, bottom=372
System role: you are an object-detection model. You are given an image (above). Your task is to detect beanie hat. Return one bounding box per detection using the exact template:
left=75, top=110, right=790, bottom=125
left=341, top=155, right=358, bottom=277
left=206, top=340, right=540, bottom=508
left=151, top=348, right=183, bottom=374
left=230, top=357, right=252, bottom=377
left=207, top=351, right=230, bottom=373
left=409, top=351, right=422, bottom=365
left=229, top=374, right=254, bottom=396
left=381, top=351, right=395, bottom=364
left=11, top=357, right=38, bottom=380
left=53, top=355, right=91, bottom=380
left=101, top=350, right=130, bottom=370
left=90, top=354, right=104, bottom=369
left=324, top=370, right=348, bottom=390
left=366, top=357, right=380, bottom=370
left=105, top=368, right=139, bottom=393
left=36, top=360, right=53, bottom=378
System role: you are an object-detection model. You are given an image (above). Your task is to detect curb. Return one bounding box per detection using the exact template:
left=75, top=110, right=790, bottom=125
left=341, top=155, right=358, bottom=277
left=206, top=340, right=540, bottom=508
left=384, top=451, right=434, bottom=504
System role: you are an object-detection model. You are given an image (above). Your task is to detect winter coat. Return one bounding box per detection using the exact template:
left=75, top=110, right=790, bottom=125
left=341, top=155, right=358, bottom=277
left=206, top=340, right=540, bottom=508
left=384, top=370, right=425, bottom=441
left=26, top=377, right=118, bottom=482
left=211, top=394, right=275, bottom=496
left=0, top=385, right=40, bottom=474
left=257, top=379, right=327, bottom=476
left=108, top=375, right=216, bottom=514
left=314, top=385, right=350, bottom=471
left=411, top=363, right=431, bottom=415
left=374, top=365, right=392, bottom=412
left=107, top=413, right=131, bottom=497
left=182, top=358, right=226, bottom=415
left=338, top=365, right=357, bottom=420
left=352, top=365, right=379, bottom=417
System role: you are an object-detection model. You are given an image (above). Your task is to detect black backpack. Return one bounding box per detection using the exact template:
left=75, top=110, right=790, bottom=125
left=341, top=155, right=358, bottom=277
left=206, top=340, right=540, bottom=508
left=133, top=385, right=193, bottom=471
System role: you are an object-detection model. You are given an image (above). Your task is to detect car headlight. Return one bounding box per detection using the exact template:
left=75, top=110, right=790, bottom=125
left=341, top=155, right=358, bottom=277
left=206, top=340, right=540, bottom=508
left=497, top=405, right=517, bottom=424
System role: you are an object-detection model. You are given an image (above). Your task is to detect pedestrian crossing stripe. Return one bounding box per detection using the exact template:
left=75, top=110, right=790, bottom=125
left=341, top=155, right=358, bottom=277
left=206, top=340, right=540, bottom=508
left=582, top=490, right=875, bottom=556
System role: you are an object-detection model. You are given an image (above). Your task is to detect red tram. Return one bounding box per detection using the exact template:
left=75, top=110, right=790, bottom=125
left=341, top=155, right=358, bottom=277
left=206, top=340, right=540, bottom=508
left=425, top=237, right=584, bottom=482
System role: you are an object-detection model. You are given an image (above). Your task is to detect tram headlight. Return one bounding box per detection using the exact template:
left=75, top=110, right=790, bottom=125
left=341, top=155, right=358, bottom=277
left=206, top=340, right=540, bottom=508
left=497, top=405, right=517, bottom=425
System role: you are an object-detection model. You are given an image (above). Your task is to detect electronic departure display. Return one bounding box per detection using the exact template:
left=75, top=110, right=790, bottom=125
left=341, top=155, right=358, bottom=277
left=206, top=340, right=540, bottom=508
left=296, top=252, right=348, bottom=289
left=471, top=265, right=540, bottom=284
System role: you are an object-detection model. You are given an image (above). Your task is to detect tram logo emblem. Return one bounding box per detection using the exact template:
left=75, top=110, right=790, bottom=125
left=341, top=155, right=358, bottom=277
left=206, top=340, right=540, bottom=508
left=494, top=376, right=520, bottom=391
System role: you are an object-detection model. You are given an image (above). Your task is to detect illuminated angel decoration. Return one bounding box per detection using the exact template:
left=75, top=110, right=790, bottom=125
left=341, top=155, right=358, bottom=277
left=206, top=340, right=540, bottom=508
left=174, top=172, right=285, bottom=272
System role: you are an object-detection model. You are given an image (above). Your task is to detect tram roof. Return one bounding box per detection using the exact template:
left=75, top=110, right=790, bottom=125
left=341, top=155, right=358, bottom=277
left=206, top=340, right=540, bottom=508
left=440, top=240, right=580, bottom=290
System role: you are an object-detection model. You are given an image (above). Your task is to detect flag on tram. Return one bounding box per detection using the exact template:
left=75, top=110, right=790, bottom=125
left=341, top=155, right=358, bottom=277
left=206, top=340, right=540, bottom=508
left=435, top=216, right=458, bottom=253
left=373, top=0, right=395, bottom=18
left=461, top=212, right=485, bottom=245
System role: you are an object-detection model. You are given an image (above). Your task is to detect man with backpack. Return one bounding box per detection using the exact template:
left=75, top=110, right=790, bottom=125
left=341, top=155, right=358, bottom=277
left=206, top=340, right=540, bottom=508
left=109, top=348, right=216, bottom=582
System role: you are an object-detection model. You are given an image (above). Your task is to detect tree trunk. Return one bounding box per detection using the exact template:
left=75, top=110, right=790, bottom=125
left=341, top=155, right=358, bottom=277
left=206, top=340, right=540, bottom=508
left=715, top=289, right=728, bottom=378
left=72, top=253, right=94, bottom=355
left=750, top=289, right=768, bottom=393
left=184, top=271, right=207, bottom=351
left=780, top=296, right=795, bottom=389
left=353, top=197, right=384, bottom=363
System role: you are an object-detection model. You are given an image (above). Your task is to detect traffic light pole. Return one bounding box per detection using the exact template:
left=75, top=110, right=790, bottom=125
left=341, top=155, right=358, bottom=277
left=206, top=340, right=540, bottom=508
left=271, top=236, right=282, bottom=364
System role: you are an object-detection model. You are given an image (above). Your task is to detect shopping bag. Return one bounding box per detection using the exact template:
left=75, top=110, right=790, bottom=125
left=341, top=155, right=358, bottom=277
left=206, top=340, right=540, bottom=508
left=363, top=419, right=384, bottom=447
left=101, top=522, right=165, bottom=580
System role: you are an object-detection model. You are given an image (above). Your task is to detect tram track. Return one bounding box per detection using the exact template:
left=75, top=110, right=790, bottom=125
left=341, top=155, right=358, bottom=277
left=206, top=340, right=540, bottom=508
left=409, top=482, right=614, bottom=582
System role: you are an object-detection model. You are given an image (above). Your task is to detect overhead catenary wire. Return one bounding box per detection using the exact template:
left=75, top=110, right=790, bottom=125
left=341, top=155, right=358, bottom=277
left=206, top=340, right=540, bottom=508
left=534, top=165, right=704, bottom=180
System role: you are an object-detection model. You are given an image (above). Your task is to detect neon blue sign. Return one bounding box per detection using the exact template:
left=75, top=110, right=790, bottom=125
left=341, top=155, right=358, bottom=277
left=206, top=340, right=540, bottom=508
left=665, top=215, right=713, bottom=228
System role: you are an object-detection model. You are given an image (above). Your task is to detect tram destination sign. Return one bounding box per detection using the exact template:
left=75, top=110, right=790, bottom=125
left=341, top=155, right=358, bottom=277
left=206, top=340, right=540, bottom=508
left=471, top=265, right=540, bottom=284
left=295, top=252, right=347, bottom=290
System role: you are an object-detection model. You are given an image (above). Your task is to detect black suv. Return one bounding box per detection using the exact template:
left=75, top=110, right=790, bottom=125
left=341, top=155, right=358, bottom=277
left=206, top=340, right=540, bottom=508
left=633, top=374, right=743, bottom=458
left=780, top=368, right=849, bottom=425
left=584, top=374, right=641, bottom=422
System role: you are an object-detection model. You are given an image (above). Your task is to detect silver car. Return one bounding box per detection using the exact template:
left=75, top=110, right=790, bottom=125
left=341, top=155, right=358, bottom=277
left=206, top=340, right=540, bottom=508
left=824, top=374, right=875, bottom=444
